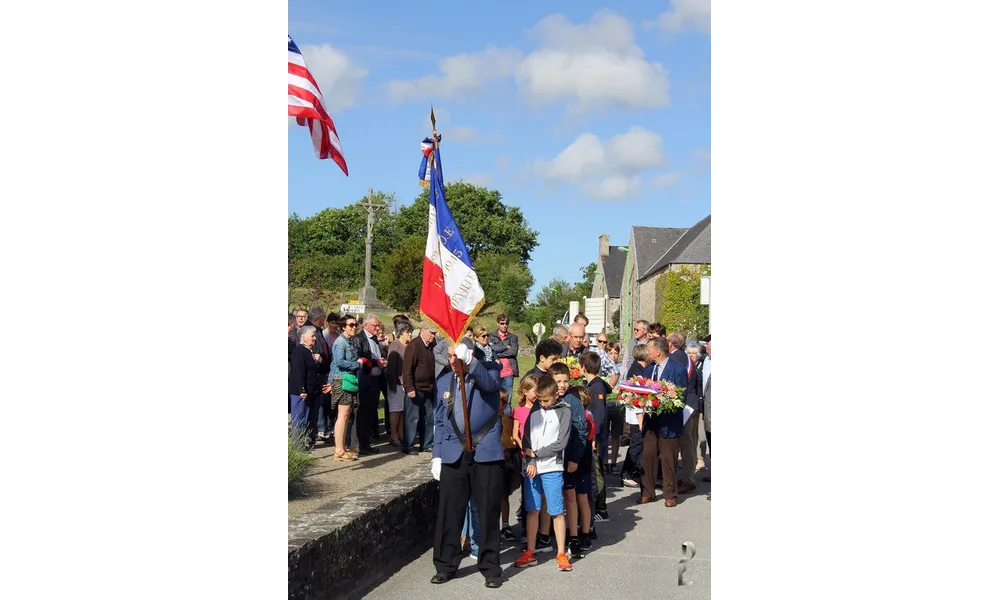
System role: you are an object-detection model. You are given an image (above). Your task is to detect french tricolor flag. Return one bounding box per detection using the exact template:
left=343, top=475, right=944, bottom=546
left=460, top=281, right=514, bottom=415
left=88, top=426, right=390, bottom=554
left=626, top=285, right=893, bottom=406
left=419, top=138, right=485, bottom=343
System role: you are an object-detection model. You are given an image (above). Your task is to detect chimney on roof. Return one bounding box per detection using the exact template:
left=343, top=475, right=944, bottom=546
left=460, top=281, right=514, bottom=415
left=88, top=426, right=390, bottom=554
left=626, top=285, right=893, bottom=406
left=599, top=234, right=610, bottom=257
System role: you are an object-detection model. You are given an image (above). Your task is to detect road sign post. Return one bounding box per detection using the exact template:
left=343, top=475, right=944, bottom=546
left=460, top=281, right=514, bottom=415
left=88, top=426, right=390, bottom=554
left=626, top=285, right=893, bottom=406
left=532, top=322, right=546, bottom=344
left=700, top=276, right=711, bottom=335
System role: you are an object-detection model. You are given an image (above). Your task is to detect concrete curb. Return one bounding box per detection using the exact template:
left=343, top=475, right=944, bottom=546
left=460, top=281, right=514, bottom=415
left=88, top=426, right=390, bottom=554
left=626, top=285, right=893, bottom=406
left=288, top=463, right=438, bottom=600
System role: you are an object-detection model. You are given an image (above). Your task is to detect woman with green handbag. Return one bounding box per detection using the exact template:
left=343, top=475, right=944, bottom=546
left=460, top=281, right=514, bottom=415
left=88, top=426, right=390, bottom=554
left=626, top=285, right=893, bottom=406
left=323, top=316, right=365, bottom=461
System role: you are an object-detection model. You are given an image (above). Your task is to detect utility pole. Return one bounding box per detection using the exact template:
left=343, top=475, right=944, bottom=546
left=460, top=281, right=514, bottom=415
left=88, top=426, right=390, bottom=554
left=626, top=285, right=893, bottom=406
left=358, top=188, right=385, bottom=306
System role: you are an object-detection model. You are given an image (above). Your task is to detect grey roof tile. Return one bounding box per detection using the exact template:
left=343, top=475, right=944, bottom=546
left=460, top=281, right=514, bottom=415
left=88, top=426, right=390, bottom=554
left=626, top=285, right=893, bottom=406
left=641, top=214, right=711, bottom=280
left=632, top=226, right=687, bottom=277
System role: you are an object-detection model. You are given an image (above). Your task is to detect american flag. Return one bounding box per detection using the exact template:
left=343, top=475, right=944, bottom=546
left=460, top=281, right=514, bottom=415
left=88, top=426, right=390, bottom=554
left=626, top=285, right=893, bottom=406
left=288, top=35, right=348, bottom=176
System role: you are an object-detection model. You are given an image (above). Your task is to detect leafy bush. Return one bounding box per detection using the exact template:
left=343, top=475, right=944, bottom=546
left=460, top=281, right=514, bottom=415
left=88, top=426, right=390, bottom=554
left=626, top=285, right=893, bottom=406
left=374, top=234, right=426, bottom=311
left=655, top=264, right=711, bottom=342
left=473, top=253, right=534, bottom=320
left=290, top=252, right=362, bottom=291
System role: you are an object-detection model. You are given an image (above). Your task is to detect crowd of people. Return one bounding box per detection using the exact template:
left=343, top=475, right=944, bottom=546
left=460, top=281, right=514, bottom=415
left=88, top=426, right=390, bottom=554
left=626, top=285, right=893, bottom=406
left=288, top=308, right=442, bottom=456
left=288, top=308, right=711, bottom=588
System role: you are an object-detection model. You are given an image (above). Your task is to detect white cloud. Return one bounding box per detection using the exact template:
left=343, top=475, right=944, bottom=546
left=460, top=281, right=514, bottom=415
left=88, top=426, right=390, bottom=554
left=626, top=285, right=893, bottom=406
left=386, top=11, right=669, bottom=113
left=445, top=126, right=480, bottom=142
left=647, top=0, right=711, bottom=36
left=584, top=175, right=643, bottom=200
left=532, top=126, right=669, bottom=199
left=651, top=172, right=681, bottom=188
left=695, top=147, right=711, bottom=171
left=462, top=173, right=492, bottom=187
left=438, top=125, right=503, bottom=144
left=515, top=11, right=670, bottom=112
left=386, top=46, right=522, bottom=102
left=296, top=44, right=368, bottom=113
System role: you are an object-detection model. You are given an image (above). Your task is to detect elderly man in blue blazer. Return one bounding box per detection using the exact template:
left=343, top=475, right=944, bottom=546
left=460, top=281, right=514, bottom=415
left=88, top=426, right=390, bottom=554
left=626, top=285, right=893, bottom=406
left=639, top=335, right=689, bottom=507
left=430, top=338, right=504, bottom=589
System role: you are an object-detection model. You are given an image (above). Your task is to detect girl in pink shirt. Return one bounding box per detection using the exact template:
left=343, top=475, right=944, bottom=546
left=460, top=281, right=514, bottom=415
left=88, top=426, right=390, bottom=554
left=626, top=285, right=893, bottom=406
left=511, top=374, right=540, bottom=545
left=512, top=375, right=539, bottom=453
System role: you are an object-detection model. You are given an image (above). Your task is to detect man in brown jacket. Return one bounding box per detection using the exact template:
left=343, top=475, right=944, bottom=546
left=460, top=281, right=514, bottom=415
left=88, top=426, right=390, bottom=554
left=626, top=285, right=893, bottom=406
left=402, top=323, right=438, bottom=454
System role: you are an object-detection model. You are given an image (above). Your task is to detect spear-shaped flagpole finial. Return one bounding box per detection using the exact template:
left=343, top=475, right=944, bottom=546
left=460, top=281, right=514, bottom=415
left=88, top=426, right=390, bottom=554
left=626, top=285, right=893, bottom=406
left=431, top=105, right=441, bottom=153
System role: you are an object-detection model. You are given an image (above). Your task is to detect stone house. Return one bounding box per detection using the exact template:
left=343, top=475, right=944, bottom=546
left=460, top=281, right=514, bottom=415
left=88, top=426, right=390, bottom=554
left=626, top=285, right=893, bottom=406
left=618, top=214, right=711, bottom=348
left=590, top=234, right=629, bottom=333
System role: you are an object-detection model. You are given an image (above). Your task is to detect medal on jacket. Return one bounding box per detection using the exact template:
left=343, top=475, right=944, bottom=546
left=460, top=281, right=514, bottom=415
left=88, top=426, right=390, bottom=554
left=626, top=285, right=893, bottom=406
left=446, top=371, right=459, bottom=409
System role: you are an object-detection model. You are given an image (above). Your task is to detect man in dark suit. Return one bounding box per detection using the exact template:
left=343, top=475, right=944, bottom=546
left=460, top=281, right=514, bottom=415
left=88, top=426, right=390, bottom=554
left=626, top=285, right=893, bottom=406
left=351, top=314, right=387, bottom=455
left=677, top=333, right=703, bottom=494
left=639, top=336, right=688, bottom=507
left=430, top=339, right=504, bottom=589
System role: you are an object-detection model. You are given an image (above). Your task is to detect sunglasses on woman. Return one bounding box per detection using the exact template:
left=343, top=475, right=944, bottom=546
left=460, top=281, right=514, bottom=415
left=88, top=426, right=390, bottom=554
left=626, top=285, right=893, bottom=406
left=597, top=339, right=608, bottom=344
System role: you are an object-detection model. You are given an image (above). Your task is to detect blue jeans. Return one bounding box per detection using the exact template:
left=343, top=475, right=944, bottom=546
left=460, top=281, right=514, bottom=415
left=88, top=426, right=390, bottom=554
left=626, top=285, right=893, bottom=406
left=500, top=376, right=514, bottom=412
left=403, top=389, right=434, bottom=450
left=316, top=393, right=334, bottom=434
left=461, top=499, right=479, bottom=556
left=291, top=393, right=322, bottom=442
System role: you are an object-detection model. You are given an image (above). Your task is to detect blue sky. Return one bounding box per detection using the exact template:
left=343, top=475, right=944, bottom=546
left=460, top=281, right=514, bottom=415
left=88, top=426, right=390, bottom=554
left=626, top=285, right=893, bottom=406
left=288, top=0, right=710, bottom=298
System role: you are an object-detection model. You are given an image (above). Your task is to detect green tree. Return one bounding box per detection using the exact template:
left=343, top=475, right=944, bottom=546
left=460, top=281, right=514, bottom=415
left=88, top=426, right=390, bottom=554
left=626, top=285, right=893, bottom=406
left=373, top=235, right=426, bottom=311
left=573, top=262, right=598, bottom=299
left=288, top=190, right=398, bottom=267
left=290, top=252, right=361, bottom=291
left=526, top=278, right=576, bottom=329
left=656, top=265, right=712, bottom=341
left=288, top=213, right=309, bottom=301
left=395, top=182, right=539, bottom=264
left=473, top=253, right=534, bottom=320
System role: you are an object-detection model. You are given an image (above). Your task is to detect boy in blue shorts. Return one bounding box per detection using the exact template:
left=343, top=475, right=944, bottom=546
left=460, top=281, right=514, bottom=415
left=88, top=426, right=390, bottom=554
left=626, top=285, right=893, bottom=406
left=533, top=362, right=587, bottom=556
left=514, top=375, right=574, bottom=572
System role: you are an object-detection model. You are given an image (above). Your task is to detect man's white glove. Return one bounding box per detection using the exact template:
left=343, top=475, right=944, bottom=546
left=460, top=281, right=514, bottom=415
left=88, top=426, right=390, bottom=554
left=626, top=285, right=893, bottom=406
left=431, top=457, right=442, bottom=481
left=454, top=343, right=473, bottom=365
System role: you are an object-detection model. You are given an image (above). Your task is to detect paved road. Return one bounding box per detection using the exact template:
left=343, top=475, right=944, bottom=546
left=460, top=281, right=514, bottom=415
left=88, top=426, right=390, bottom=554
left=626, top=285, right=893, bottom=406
left=365, top=463, right=711, bottom=599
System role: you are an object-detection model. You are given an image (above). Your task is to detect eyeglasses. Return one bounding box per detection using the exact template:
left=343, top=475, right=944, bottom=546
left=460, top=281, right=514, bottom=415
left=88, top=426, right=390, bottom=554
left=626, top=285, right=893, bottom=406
left=597, top=340, right=607, bottom=344
left=498, top=321, right=509, bottom=325
left=345, top=323, right=357, bottom=328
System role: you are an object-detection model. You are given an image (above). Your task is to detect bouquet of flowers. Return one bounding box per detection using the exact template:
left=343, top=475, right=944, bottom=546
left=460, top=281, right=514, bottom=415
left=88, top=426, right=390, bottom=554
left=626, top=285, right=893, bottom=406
left=604, top=386, right=621, bottom=410
left=556, top=356, right=586, bottom=386
left=616, top=375, right=685, bottom=416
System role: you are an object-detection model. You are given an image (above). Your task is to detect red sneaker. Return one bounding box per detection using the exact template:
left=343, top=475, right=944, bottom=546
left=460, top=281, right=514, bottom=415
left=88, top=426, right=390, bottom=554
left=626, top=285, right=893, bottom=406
left=556, top=553, right=572, bottom=572
left=514, top=549, right=537, bottom=568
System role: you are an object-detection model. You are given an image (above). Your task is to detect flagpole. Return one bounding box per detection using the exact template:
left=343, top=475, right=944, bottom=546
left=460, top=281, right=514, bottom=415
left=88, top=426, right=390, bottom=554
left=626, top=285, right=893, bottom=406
left=429, top=104, right=472, bottom=451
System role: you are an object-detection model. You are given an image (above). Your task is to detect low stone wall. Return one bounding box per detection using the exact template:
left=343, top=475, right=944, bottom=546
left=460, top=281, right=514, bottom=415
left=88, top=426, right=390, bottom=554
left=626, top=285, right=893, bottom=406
left=288, top=465, right=437, bottom=600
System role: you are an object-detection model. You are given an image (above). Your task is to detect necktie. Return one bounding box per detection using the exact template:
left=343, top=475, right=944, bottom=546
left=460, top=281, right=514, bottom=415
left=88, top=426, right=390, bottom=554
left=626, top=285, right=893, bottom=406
left=652, top=364, right=660, bottom=380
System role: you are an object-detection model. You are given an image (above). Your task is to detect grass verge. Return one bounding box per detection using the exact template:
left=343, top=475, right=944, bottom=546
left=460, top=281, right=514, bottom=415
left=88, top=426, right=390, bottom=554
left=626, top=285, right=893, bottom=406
left=288, top=428, right=316, bottom=495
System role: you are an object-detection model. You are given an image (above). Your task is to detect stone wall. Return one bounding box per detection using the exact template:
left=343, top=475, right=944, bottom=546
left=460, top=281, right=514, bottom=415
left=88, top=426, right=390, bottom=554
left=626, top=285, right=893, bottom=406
left=288, top=465, right=438, bottom=600
left=638, top=274, right=662, bottom=323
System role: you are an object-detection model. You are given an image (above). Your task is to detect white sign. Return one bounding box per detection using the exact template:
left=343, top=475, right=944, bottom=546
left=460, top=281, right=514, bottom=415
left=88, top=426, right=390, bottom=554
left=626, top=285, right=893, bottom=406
left=532, top=323, right=546, bottom=338
left=700, top=276, right=711, bottom=305
left=340, top=303, right=367, bottom=315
